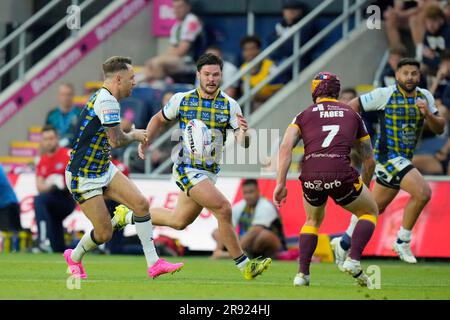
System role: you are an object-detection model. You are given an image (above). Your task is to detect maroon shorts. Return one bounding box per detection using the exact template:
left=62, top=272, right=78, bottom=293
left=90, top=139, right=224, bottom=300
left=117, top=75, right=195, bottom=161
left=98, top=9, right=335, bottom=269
left=300, top=169, right=363, bottom=207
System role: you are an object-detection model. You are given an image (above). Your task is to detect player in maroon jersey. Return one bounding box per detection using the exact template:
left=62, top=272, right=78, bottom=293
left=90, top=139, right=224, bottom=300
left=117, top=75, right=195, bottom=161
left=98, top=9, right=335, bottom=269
left=273, top=72, right=378, bottom=287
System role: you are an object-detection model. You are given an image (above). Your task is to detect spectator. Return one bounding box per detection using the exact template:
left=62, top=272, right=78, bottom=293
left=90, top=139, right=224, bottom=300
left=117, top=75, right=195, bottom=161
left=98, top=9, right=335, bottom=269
left=420, top=49, right=450, bottom=174
left=33, top=125, right=75, bottom=253
left=421, top=4, right=450, bottom=73
left=383, top=0, right=436, bottom=57
left=267, top=0, right=312, bottom=81
left=240, top=36, right=283, bottom=110
left=379, top=46, right=408, bottom=87
left=45, top=83, right=80, bottom=147
left=211, top=179, right=286, bottom=259
left=0, top=164, right=21, bottom=233
left=146, top=0, right=203, bottom=81
left=196, top=45, right=239, bottom=98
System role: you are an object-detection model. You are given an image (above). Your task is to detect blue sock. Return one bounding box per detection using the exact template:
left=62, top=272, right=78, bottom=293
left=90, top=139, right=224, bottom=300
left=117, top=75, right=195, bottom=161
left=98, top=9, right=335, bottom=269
left=396, top=238, right=409, bottom=244
left=340, top=233, right=352, bottom=251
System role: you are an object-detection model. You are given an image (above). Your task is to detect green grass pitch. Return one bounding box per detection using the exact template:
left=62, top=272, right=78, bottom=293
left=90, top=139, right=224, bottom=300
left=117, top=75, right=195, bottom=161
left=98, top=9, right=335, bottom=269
left=0, top=253, right=449, bottom=299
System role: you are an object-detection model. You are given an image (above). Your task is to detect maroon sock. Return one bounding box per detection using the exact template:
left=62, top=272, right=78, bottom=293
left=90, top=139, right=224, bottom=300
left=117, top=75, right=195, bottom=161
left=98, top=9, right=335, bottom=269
left=298, top=233, right=318, bottom=275
left=349, top=219, right=375, bottom=260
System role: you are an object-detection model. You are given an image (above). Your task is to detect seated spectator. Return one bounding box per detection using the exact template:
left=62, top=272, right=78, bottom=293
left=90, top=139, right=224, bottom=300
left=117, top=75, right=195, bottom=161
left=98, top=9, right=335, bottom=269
left=383, top=0, right=436, bottom=57
left=197, top=45, right=239, bottom=98
left=267, top=0, right=312, bottom=81
left=421, top=4, right=450, bottom=73
left=211, top=179, right=286, bottom=259
left=146, top=0, right=203, bottom=82
left=45, top=83, right=80, bottom=147
left=0, top=164, right=21, bottom=233
left=379, top=46, right=407, bottom=87
left=240, top=36, right=283, bottom=111
left=137, top=58, right=174, bottom=90
left=34, top=125, right=75, bottom=253
left=429, top=48, right=450, bottom=102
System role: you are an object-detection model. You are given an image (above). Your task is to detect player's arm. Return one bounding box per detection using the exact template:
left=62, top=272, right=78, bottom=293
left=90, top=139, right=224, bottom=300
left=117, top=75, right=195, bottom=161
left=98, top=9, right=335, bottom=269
left=234, top=114, right=250, bottom=148
left=106, top=124, right=147, bottom=149
left=138, top=111, right=173, bottom=159
left=274, top=124, right=301, bottom=207
left=353, top=137, right=375, bottom=187
left=347, top=97, right=362, bottom=113
left=417, top=99, right=446, bottom=135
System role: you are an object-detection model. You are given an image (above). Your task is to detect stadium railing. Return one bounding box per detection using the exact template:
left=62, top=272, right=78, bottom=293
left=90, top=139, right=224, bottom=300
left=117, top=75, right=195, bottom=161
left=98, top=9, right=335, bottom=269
left=0, top=0, right=101, bottom=85
left=124, top=0, right=371, bottom=176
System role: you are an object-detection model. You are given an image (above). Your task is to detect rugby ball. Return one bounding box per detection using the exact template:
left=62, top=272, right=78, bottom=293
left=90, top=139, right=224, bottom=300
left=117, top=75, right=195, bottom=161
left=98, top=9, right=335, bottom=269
left=183, top=119, right=213, bottom=158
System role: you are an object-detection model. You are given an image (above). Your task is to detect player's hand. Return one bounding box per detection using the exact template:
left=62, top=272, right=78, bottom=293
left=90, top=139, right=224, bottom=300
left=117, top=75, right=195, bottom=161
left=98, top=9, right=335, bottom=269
left=237, top=113, right=248, bottom=132
left=131, top=129, right=148, bottom=144
left=273, top=183, right=288, bottom=208
left=138, top=142, right=149, bottom=160
left=417, top=99, right=430, bottom=117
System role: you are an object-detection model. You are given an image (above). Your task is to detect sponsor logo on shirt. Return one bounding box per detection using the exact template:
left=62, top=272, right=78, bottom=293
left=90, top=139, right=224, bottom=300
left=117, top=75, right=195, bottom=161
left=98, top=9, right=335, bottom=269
left=102, top=109, right=120, bottom=123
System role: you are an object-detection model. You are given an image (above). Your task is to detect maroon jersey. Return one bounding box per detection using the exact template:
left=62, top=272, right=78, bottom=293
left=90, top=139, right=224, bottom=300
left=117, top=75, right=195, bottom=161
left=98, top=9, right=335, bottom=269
left=290, top=99, right=370, bottom=206
left=290, top=99, right=369, bottom=174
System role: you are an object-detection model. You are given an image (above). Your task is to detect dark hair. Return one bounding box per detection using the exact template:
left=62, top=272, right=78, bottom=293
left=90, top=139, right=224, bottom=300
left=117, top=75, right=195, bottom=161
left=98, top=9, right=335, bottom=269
left=42, top=124, right=58, bottom=135
left=341, top=87, right=357, bottom=96
left=389, top=45, right=407, bottom=57
left=102, top=56, right=132, bottom=77
left=242, top=179, right=258, bottom=187
left=196, top=53, right=223, bottom=71
left=206, top=44, right=222, bottom=52
left=425, top=5, right=445, bottom=20
left=283, top=0, right=306, bottom=10
left=240, top=36, right=262, bottom=49
left=397, top=58, right=420, bottom=71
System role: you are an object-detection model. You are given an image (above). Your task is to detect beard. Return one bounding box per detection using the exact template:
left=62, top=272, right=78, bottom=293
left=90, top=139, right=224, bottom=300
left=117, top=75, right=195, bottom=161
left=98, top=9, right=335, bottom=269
left=200, top=82, right=219, bottom=96
left=397, top=80, right=418, bottom=93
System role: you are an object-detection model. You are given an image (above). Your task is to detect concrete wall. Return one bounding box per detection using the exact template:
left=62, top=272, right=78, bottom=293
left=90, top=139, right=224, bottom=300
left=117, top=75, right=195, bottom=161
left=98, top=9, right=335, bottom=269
left=0, top=3, right=158, bottom=155
left=220, top=25, right=389, bottom=175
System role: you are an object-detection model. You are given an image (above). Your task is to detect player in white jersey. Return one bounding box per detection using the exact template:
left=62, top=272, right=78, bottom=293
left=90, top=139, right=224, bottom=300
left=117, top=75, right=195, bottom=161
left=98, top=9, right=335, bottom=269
left=113, top=53, right=272, bottom=280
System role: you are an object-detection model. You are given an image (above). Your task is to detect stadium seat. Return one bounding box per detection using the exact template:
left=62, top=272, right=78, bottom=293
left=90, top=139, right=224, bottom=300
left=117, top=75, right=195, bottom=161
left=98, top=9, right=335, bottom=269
left=131, top=85, right=163, bottom=118
left=120, top=97, right=150, bottom=130
left=165, top=83, right=195, bottom=94
left=355, top=84, right=375, bottom=94
left=84, top=81, right=103, bottom=95
left=73, top=95, right=89, bottom=108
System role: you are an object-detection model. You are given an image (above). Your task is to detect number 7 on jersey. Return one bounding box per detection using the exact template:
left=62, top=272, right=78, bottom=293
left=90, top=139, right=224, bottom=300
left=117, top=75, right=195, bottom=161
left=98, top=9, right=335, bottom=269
left=321, top=125, right=340, bottom=147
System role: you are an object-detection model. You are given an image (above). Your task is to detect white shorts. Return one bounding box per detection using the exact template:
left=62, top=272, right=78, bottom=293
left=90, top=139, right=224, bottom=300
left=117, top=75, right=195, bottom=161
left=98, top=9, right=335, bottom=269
left=375, top=156, right=414, bottom=189
left=172, top=164, right=217, bottom=195
left=65, top=163, right=119, bottom=203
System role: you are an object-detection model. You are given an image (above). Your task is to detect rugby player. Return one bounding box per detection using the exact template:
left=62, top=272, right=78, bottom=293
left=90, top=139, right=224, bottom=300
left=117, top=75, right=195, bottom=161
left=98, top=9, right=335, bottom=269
left=64, top=56, right=183, bottom=279
left=274, top=72, right=378, bottom=287
left=331, top=58, right=445, bottom=265
left=113, top=53, right=272, bottom=280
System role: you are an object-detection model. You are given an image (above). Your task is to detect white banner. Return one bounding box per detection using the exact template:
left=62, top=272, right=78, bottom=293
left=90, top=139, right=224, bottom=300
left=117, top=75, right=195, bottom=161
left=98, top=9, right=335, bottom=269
left=14, top=174, right=241, bottom=251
